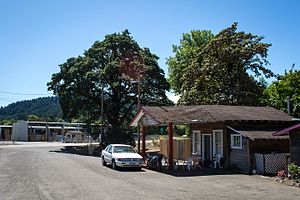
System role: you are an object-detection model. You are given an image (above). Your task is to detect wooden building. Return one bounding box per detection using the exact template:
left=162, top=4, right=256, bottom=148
left=274, top=124, right=300, bottom=165
left=131, top=105, right=294, bottom=173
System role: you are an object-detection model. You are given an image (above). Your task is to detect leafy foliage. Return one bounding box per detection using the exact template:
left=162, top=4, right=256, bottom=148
left=48, top=30, right=172, bottom=144
left=167, top=30, right=214, bottom=94
left=262, top=66, right=300, bottom=117
left=168, top=22, right=274, bottom=105
left=0, top=96, right=62, bottom=121
left=288, top=163, right=300, bottom=179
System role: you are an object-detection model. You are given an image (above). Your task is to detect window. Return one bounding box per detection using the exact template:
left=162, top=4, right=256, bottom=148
left=213, top=130, right=223, bottom=156
left=192, top=131, right=201, bottom=154
left=231, top=134, right=242, bottom=149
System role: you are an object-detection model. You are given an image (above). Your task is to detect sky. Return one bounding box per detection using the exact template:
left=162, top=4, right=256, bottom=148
left=0, top=0, right=300, bottom=107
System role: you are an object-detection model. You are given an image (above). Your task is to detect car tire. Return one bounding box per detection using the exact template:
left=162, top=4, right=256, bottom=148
left=102, top=156, right=106, bottom=166
left=112, top=159, right=117, bottom=170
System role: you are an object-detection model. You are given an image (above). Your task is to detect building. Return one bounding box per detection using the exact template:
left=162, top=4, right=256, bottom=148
left=273, top=123, right=300, bottom=165
left=1, top=121, right=86, bottom=142
left=131, top=105, right=295, bottom=173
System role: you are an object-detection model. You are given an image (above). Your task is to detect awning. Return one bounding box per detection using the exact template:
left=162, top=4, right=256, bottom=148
left=273, top=124, right=300, bottom=136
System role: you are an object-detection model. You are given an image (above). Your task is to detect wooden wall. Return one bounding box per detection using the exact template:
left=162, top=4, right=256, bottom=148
left=227, top=129, right=250, bottom=173
left=290, top=130, right=300, bottom=165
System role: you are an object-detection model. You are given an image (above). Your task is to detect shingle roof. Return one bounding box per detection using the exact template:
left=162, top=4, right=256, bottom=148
left=227, top=126, right=289, bottom=140
left=135, top=105, right=293, bottom=125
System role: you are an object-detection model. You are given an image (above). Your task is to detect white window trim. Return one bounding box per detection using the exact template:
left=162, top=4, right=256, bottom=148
left=202, top=134, right=212, bottom=160
left=213, top=129, right=223, bottom=156
left=192, top=131, right=201, bottom=155
left=231, top=134, right=242, bottom=149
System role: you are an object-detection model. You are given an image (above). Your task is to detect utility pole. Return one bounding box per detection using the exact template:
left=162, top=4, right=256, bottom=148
left=100, top=81, right=104, bottom=144
left=137, top=71, right=141, bottom=153
left=287, top=96, right=291, bottom=115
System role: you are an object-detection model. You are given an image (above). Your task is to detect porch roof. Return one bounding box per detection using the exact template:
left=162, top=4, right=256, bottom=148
left=130, top=105, right=293, bottom=127
left=227, top=126, right=289, bottom=141
left=273, top=123, right=300, bottom=136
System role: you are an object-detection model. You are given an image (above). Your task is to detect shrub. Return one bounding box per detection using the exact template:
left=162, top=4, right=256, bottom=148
left=288, top=163, right=300, bottom=179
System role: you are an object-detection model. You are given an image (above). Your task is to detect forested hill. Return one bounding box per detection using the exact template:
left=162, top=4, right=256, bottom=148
left=0, top=96, right=62, bottom=121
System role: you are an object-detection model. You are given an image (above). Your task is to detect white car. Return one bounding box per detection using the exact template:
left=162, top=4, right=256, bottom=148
left=101, top=144, right=144, bottom=170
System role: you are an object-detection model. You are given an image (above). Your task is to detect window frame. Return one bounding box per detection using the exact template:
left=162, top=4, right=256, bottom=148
left=213, top=129, right=223, bottom=156
left=231, top=134, right=242, bottom=149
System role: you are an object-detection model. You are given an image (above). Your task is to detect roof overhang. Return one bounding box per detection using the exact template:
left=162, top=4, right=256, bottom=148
left=130, top=108, right=161, bottom=127
left=273, top=123, right=300, bottom=136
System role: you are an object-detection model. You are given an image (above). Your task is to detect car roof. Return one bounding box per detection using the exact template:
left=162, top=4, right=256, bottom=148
left=111, top=144, right=131, bottom=147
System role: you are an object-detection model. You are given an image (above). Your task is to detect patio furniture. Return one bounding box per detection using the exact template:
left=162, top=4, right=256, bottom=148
left=212, top=154, right=223, bottom=168
left=185, top=155, right=202, bottom=171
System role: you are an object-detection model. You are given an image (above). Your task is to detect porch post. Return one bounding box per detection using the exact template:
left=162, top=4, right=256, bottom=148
left=168, top=122, right=173, bottom=170
left=141, top=126, right=146, bottom=159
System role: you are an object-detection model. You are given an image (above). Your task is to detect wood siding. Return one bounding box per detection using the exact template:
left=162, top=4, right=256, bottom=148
left=191, top=123, right=229, bottom=168
left=290, top=130, right=300, bottom=165
left=228, top=129, right=250, bottom=173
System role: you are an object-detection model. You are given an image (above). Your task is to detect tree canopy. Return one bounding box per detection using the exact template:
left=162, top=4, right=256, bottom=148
left=48, top=30, right=172, bottom=143
left=167, top=30, right=214, bottom=94
left=168, top=22, right=274, bottom=105
left=262, top=66, right=300, bottom=118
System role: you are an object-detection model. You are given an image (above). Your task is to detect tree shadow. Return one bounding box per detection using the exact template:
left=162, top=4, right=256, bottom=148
left=49, top=145, right=102, bottom=157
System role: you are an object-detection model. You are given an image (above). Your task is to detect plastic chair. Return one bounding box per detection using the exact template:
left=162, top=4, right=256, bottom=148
left=212, top=154, right=223, bottom=168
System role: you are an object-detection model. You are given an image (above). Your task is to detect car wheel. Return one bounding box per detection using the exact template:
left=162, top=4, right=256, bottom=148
left=102, top=156, right=106, bottom=166
left=112, top=159, right=117, bottom=170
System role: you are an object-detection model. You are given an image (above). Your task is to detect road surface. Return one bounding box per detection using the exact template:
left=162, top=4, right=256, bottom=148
left=0, top=143, right=299, bottom=200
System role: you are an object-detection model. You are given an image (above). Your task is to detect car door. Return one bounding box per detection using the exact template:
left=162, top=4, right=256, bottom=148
left=105, top=146, right=113, bottom=164
left=103, top=145, right=110, bottom=162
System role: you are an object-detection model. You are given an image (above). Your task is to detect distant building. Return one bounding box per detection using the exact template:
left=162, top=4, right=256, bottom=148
left=0, top=121, right=86, bottom=142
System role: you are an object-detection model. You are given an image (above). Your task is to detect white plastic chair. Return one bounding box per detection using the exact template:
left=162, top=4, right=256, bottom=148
left=212, top=154, right=223, bottom=168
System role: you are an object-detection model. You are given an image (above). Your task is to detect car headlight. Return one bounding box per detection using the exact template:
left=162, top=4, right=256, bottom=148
left=138, top=158, right=144, bottom=162
left=117, top=158, right=126, bottom=161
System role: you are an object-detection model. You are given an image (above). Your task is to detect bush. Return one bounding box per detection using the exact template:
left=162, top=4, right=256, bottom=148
left=288, top=163, right=300, bottom=179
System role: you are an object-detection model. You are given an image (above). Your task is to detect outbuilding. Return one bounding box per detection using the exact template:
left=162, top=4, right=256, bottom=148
left=131, top=105, right=294, bottom=173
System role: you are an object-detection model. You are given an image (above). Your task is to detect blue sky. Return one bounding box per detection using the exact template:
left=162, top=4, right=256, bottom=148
left=0, top=0, right=299, bottom=106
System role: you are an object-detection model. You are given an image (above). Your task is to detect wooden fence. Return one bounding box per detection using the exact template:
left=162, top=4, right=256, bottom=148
left=160, top=138, right=191, bottom=160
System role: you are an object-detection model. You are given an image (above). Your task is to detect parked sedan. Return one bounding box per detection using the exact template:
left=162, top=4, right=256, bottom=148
left=101, top=144, right=144, bottom=170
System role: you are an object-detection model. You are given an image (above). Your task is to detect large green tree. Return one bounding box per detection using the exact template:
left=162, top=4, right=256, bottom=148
left=262, top=66, right=300, bottom=118
left=167, top=30, right=214, bottom=94
left=48, top=30, right=172, bottom=143
left=169, top=22, right=274, bottom=105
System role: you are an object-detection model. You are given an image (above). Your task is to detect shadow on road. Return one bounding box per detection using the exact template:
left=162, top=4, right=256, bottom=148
left=147, top=167, right=239, bottom=177
left=49, top=145, right=102, bottom=157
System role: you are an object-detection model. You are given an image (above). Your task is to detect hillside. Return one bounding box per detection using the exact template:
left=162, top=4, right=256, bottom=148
left=0, top=96, right=62, bottom=121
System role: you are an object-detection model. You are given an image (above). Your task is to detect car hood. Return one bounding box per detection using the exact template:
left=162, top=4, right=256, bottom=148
left=113, top=153, right=143, bottom=159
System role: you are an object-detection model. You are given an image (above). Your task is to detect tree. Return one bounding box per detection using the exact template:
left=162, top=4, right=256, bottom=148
left=48, top=30, right=172, bottom=144
left=27, top=115, right=40, bottom=121
left=167, top=30, right=214, bottom=94
left=262, top=66, right=300, bottom=118
left=171, top=22, right=274, bottom=105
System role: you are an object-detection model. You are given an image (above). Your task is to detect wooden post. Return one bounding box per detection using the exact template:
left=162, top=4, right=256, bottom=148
left=142, top=126, right=146, bottom=159
left=168, top=122, right=173, bottom=170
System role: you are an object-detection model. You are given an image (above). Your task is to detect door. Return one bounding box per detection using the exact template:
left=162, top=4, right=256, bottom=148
left=202, top=134, right=212, bottom=161
left=192, top=131, right=201, bottom=155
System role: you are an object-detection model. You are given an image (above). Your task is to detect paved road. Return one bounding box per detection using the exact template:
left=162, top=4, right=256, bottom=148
left=0, top=143, right=299, bottom=200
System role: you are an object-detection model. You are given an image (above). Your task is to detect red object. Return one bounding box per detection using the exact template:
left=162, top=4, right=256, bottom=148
left=141, top=126, right=146, bottom=159
left=168, top=122, right=173, bottom=171
left=273, top=124, right=300, bottom=136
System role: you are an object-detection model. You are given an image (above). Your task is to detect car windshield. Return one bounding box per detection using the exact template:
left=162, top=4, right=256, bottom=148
left=113, top=146, right=135, bottom=153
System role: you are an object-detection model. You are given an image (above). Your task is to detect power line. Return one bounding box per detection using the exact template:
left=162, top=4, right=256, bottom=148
left=0, top=90, right=52, bottom=96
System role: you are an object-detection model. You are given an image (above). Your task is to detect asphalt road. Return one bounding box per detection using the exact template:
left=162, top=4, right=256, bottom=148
left=0, top=143, right=299, bottom=200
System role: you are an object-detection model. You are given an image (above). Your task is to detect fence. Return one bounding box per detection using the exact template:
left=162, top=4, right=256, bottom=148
left=254, top=153, right=290, bottom=174
left=160, top=138, right=191, bottom=160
